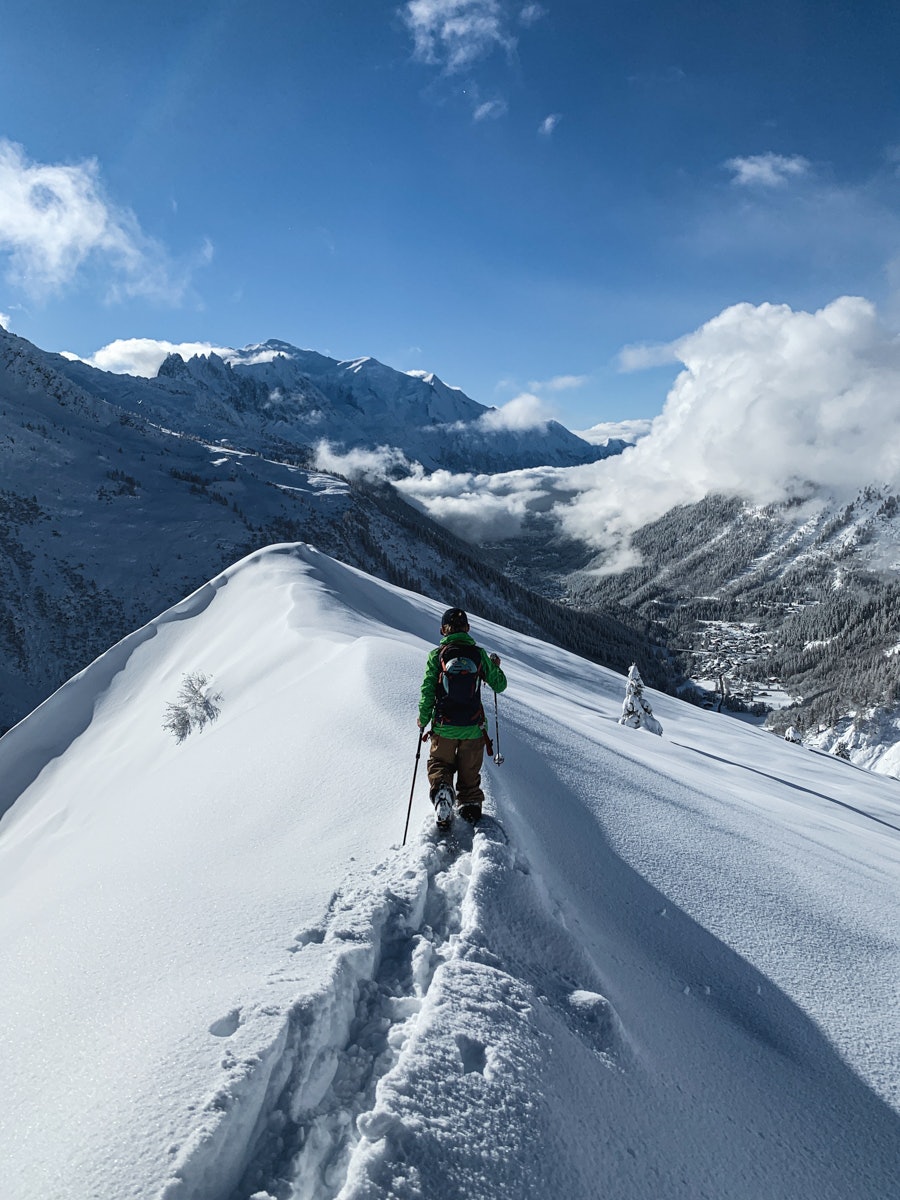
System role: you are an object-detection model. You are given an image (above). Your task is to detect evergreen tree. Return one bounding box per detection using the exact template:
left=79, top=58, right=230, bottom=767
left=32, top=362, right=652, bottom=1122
left=618, top=664, right=663, bottom=736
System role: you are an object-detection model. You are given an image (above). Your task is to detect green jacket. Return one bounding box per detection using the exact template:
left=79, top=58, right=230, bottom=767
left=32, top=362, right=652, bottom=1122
left=418, top=632, right=508, bottom=739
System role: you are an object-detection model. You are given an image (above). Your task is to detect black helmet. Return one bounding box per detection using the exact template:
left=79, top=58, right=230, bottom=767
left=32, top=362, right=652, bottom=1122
left=441, top=606, right=469, bottom=633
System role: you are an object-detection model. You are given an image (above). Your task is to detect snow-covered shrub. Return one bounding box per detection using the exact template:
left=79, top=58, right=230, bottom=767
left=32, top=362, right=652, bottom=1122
left=832, top=739, right=851, bottom=760
left=784, top=725, right=803, bottom=744
left=618, top=664, right=663, bottom=736
left=163, top=672, right=222, bottom=743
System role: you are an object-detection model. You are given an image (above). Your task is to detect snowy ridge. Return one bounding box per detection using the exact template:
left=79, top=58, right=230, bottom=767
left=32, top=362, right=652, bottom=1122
left=2, top=543, right=900, bottom=1198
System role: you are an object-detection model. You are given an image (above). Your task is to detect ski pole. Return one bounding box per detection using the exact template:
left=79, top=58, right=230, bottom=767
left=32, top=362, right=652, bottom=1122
left=402, top=727, right=428, bottom=846
left=493, top=692, right=504, bottom=765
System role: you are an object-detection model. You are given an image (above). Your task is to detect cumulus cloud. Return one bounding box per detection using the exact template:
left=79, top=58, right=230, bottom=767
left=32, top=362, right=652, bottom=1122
left=0, top=311, right=10, bottom=330
left=396, top=296, right=900, bottom=568
left=401, top=0, right=515, bottom=71
left=726, top=152, right=811, bottom=187
left=0, top=138, right=207, bottom=303
left=561, top=295, right=900, bottom=563
left=61, top=337, right=235, bottom=377
left=479, top=391, right=553, bottom=430
left=538, top=113, right=561, bottom=137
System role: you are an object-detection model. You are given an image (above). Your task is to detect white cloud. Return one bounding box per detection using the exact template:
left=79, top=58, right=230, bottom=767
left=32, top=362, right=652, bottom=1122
left=395, top=463, right=567, bottom=541
left=62, top=337, right=235, bottom=377
left=574, top=418, right=654, bottom=446
left=529, top=373, right=588, bottom=392
left=0, top=311, right=10, bottom=330
left=401, top=0, right=515, bottom=72
left=396, top=296, right=900, bottom=568
left=726, top=152, right=810, bottom=188
left=538, top=113, right=561, bottom=137
left=617, top=341, right=681, bottom=372
left=473, top=99, right=508, bottom=121
left=479, top=391, right=553, bottom=430
left=314, top=440, right=418, bottom=480
left=0, top=138, right=208, bottom=303
left=562, top=295, right=900, bottom=560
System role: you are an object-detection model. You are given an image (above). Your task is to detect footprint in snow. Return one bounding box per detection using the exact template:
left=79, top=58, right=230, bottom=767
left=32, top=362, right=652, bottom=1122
left=456, top=1033, right=488, bottom=1075
left=208, top=1008, right=242, bottom=1038
left=290, top=925, right=325, bottom=951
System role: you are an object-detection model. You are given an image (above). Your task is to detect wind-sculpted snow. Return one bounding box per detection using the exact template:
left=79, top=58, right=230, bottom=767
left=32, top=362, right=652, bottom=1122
left=2, top=543, right=900, bottom=1199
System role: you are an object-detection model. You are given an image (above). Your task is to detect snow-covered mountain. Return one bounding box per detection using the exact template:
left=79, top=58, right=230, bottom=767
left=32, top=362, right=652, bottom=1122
left=52, top=335, right=610, bottom=473
left=0, top=327, right=661, bottom=734
left=2, top=544, right=899, bottom=1200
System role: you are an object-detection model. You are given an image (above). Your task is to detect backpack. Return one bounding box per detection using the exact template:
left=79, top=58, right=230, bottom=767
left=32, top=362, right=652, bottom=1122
left=434, top=643, right=485, bottom=727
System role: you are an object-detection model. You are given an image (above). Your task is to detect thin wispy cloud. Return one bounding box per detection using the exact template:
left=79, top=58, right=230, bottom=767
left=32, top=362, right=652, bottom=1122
left=473, top=99, right=508, bottom=121
left=0, top=138, right=208, bottom=304
left=519, top=4, right=545, bottom=25
left=617, top=341, right=681, bottom=372
left=726, top=152, right=811, bottom=187
left=528, top=373, right=587, bottom=391
left=401, top=0, right=516, bottom=72
left=688, top=154, right=900, bottom=289
left=538, top=113, right=561, bottom=137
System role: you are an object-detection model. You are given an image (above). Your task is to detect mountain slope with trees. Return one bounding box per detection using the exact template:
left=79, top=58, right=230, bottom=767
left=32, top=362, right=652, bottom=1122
left=565, top=488, right=900, bottom=760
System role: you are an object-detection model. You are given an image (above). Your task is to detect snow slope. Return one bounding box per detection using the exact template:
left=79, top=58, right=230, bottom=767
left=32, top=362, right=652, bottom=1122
left=1, top=545, right=899, bottom=1200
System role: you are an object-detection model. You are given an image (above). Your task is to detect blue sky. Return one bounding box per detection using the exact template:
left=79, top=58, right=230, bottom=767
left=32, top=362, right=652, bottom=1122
left=3, top=0, right=900, bottom=428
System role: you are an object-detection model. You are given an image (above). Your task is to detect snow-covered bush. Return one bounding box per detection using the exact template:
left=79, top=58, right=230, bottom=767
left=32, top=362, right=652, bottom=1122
left=784, top=726, right=803, bottom=744
left=163, top=672, right=222, bottom=743
left=618, top=664, right=663, bottom=736
left=832, top=739, right=851, bottom=760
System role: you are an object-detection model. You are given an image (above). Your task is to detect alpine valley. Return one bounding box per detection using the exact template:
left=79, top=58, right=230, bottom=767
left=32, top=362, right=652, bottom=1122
left=0, top=326, right=648, bottom=735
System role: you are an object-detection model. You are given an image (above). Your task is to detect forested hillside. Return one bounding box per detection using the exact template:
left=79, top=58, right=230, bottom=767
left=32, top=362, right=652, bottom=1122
left=566, top=489, right=900, bottom=737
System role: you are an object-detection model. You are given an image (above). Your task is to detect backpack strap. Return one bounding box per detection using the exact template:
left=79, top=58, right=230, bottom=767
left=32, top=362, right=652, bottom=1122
left=434, top=643, right=486, bottom=727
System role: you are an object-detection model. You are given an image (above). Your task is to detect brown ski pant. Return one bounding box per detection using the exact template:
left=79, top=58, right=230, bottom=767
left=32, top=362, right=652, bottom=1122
left=427, top=733, right=485, bottom=809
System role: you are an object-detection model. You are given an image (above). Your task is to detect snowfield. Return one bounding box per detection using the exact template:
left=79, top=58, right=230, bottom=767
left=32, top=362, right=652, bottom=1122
left=1, top=544, right=899, bottom=1200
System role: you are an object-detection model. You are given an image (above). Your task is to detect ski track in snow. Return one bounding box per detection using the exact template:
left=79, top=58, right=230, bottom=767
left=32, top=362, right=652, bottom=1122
left=158, top=810, right=621, bottom=1200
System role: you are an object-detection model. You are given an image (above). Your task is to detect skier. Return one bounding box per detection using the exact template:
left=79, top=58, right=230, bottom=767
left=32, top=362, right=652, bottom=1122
left=417, top=607, right=507, bottom=828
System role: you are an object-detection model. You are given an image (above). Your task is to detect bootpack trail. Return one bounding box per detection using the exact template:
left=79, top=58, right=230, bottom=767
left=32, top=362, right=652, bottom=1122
left=159, top=805, right=623, bottom=1200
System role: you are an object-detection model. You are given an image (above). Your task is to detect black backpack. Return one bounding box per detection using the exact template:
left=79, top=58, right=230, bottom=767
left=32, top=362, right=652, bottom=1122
left=434, top=643, right=485, bottom=727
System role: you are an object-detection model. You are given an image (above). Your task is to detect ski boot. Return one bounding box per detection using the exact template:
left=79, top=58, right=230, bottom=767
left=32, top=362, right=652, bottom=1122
left=432, top=783, right=455, bottom=831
